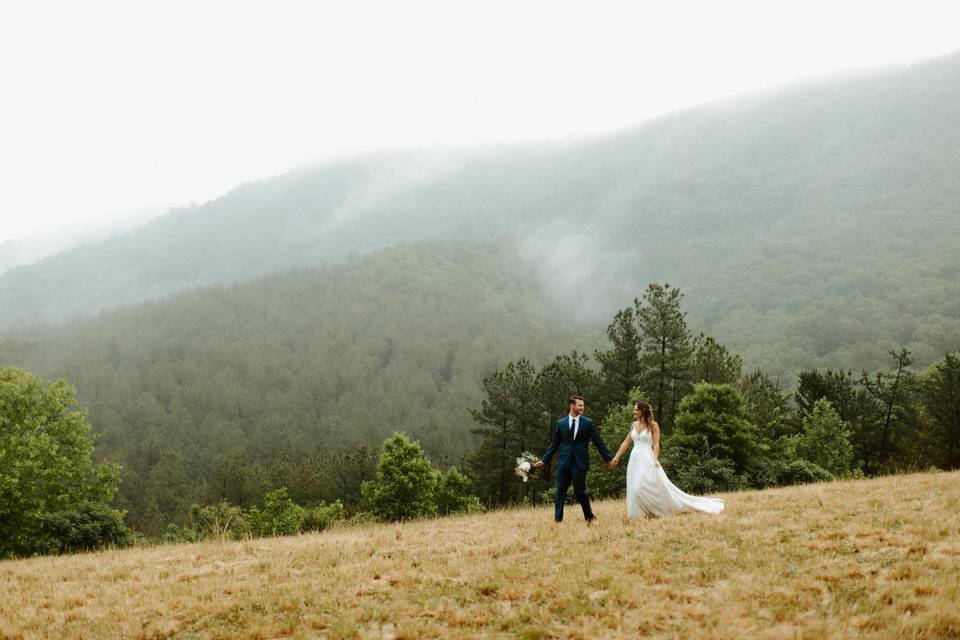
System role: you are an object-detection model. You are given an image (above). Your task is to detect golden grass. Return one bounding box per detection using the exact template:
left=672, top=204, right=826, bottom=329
left=2, top=471, right=959, bottom=639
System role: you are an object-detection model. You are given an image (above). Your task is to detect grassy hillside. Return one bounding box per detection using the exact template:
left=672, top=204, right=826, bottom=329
left=2, top=53, right=958, bottom=377
left=1, top=471, right=957, bottom=639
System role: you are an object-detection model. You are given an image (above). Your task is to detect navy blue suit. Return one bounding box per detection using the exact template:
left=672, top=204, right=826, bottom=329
left=541, top=415, right=613, bottom=522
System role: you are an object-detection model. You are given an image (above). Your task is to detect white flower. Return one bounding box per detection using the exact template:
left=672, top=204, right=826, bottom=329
left=515, top=452, right=539, bottom=482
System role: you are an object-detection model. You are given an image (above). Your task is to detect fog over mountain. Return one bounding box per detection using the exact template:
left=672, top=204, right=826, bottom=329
left=2, top=52, right=959, bottom=379
left=0, top=205, right=167, bottom=276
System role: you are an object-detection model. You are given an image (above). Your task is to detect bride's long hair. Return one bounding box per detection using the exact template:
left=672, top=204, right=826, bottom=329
left=634, top=400, right=655, bottom=425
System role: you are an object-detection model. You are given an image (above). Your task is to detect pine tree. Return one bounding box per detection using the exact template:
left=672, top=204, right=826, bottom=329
left=594, top=307, right=644, bottom=414
left=636, top=284, right=696, bottom=431
left=693, top=335, right=742, bottom=385
left=919, top=352, right=960, bottom=469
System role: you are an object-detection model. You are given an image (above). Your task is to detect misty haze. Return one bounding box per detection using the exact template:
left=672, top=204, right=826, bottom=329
left=2, top=7, right=959, bottom=637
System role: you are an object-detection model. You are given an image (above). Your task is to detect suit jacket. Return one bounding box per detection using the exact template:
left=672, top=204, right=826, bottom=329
left=541, top=415, right=613, bottom=473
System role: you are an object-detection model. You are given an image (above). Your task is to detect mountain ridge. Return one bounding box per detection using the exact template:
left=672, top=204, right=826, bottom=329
left=2, top=51, right=959, bottom=377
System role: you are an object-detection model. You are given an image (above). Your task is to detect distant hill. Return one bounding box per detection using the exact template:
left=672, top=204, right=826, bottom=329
left=2, top=53, right=959, bottom=376
left=0, top=239, right=584, bottom=532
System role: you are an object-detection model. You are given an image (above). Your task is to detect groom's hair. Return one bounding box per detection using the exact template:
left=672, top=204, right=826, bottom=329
left=568, top=395, right=584, bottom=406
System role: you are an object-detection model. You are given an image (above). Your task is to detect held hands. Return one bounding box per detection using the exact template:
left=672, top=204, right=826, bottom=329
left=532, top=460, right=544, bottom=469
left=607, top=457, right=620, bottom=470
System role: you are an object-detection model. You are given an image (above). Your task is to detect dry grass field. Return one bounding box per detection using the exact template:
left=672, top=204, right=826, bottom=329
left=2, top=471, right=959, bottom=639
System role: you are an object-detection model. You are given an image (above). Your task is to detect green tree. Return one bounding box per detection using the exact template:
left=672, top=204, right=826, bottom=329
left=860, top=348, right=915, bottom=470
left=434, top=467, right=484, bottom=516
left=247, top=487, right=304, bottom=537
left=362, top=433, right=437, bottom=521
left=594, top=307, right=644, bottom=414
left=0, top=366, right=126, bottom=557
left=669, top=383, right=761, bottom=477
left=467, top=359, right=543, bottom=506
left=586, top=400, right=635, bottom=499
left=796, top=369, right=857, bottom=423
left=636, top=284, right=696, bottom=431
left=537, top=351, right=602, bottom=424
left=693, top=335, right=742, bottom=385
left=188, top=500, right=250, bottom=541
left=918, top=352, right=960, bottom=469
left=794, top=398, right=855, bottom=477
left=319, top=447, right=378, bottom=509
left=739, top=369, right=790, bottom=440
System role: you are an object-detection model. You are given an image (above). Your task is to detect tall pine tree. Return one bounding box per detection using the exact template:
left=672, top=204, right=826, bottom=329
left=636, top=284, right=695, bottom=431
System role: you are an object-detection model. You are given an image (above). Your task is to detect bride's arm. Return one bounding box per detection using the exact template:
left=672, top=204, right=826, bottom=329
left=651, top=421, right=661, bottom=467
left=612, top=431, right=632, bottom=465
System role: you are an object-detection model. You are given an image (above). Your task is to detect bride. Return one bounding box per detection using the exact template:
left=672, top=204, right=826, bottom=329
left=609, top=401, right=724, bottom=518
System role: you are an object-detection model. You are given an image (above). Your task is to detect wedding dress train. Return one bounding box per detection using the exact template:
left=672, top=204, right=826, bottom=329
left=626, top=425, right=725, bottom=518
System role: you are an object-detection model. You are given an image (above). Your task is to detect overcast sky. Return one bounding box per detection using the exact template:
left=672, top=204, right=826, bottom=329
left=1, top=0, right=958, bottom=245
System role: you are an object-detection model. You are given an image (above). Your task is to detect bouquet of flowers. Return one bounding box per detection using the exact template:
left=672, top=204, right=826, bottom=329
left=515, top=452, right=541, bottom=482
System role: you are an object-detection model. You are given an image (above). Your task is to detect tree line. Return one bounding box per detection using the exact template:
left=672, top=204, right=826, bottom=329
left=3, top=281, right=955, bottom=557
left=466, top=284, right=959, bottom=509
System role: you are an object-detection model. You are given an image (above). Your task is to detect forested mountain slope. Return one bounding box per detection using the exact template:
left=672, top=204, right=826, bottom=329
left=2, top=53, right=959, bottom=374
left=0, top=240, right=583, bottom=533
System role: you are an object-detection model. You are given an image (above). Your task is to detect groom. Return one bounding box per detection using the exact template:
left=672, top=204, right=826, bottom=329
left=533, top=395, right=614, bottom=523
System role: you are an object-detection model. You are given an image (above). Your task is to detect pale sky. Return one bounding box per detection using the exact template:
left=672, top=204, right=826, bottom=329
left=1, top=0, right=958, bottom=245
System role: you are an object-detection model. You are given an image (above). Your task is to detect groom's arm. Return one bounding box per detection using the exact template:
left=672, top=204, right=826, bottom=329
left=589, top=421, right=614, bottom=463
left=539, top=422, right=562, bottom=466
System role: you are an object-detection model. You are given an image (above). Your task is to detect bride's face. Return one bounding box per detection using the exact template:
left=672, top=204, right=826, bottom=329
left=633, top=405, right=641, bottom=419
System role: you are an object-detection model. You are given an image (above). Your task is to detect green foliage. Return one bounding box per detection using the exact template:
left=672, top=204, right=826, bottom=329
left=694, top=335, right=742, bottom=385
left=434, top=467, right=484, bottom=516
left=767, top=459, right=834, bottom=486
left=671, top=383, right=761, bottom=476
left=363, top=433, right=438, bottom=522
left=0, top=366, right=125, bottom=558
left=795, top=369, right=858, bottom=422
left=594, top=308, right=644, bottom=413
left=300, top=500, right=345, bottom=532
left=0, top=241, right=573, bottom=533
left=860, top=349, right=916, bottom=472
left=537, top=351, right=603, bottom=426
left=918, top=352, right=960, bottom=468
left=636, top=284, right=696, bottom=431
left=586, top=402, right=634, bottom=499
left=33, top=501, right=130, bottom=555
left=660, top=436, right=746, bottom=494
left=739, top=369, right=789, bottom=440
left=247, top=487, right=304, bottom=538
left=467, top=359, right=544, bottom=507
left=164, top=491, right=343, bottom=543
left=2, top=54, right=959, bottom=394
left=794, top=398, right=855, bottom=476
left=189, top=501, right=250, bottom=540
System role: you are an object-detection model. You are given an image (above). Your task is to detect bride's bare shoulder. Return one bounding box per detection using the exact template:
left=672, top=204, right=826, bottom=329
left=650, top=420, right=661, bottom=432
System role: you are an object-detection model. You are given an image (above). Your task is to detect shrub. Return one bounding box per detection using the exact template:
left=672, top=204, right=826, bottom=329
left=770, top=459, right=834, bottom=485
left=362, top=433, right=437, bottom=521
left=435, top=467, right=484, bottom=516
left=660, top=434, right=746, bottom=494
left=301, top=500, right=345, bottom=532
left=795, top=398, right=855, bottom=476
left=34, top=502, right=130, bottom=555
left=247, top=487, right=304, bottom=537
left=190, top=501, right=250, bottom=540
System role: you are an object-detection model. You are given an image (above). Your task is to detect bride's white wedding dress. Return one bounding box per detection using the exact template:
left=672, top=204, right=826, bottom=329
left=626, top=423, right=725, bottom=518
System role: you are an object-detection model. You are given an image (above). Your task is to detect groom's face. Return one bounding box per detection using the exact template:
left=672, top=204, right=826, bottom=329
left=570, top=399, right=585, bottom=416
